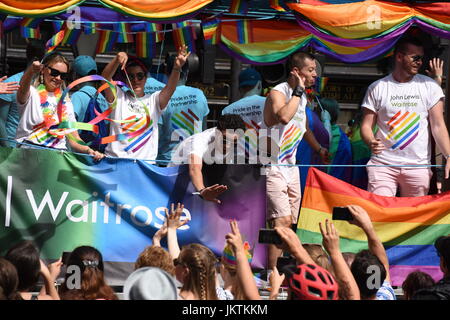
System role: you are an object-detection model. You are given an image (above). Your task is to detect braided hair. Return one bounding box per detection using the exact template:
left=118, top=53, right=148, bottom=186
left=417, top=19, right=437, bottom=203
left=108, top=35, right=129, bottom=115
left=178, top=244, right=218, bottom=300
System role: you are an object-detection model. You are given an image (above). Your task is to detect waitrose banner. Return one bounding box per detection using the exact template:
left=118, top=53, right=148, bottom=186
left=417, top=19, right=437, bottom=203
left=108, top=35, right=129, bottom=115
left=0, top=147, right=267, bottom=284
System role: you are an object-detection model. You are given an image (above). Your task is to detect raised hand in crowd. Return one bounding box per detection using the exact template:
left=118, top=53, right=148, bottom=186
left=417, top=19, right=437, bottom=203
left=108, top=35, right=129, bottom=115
left=347, top=205, right=390, bottom=283
left=39, top=259, right=60, bottom=300
left=268, top=266, right=285, bottom=300
left=274, top=226, right=315, bottom=265
left=200, top=184, right=228, bottom=204
left=166, top=202, right=189, bottom=259
left=225, top=219, right=260, bottom=300
left=319, top=219, right=360, bottom=300
left=0, top=76, right=20, bottom=94
left=426, top=57, right=444, bottom=86
left=152, top=220, right=168, bottom=247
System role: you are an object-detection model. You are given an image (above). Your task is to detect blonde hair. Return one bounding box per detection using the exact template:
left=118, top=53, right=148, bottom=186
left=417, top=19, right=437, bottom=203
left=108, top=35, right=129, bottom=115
left=33, top=52, right=70, bottom=89
left=178, top=244, right=218, bottom=300
left=303, top=244, right=334, bottom=274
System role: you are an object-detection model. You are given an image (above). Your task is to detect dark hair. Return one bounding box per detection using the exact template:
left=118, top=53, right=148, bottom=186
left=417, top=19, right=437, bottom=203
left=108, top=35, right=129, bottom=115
left=319, top=98, right=340, bottom=124
left=165, top=54, right=189, bottom=79
left=402, top=271, right=435, bottom=300
left=288, top=51, right=316, bottom=71
left=394, top=36, right=424, bottom=57
left=217, top=114, right=246, bottom=132
left=435, top=235, right=450, bottom=273
left=59, top=246, right=117, bottom=300
left=125, top=57, right=149, bottom=74
left=351, top=250, right=386, bottom=299
left=0, top=257, right=22, bottom=300
left=4, top=241, right=41, bottom=292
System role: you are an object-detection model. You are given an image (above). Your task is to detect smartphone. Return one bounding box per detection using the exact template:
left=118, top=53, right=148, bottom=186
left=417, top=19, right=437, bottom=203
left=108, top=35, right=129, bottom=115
left=332, top=206, right=353, bottom=221
left=276, top=256, right=297, bottom=272
left=61, top=251, right=72, bottom=265
left=258, top=228, right=282, bottom=245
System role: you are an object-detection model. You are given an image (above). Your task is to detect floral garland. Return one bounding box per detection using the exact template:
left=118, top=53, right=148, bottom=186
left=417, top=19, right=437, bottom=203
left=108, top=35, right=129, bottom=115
left=35, top=84, right=68, bottom=138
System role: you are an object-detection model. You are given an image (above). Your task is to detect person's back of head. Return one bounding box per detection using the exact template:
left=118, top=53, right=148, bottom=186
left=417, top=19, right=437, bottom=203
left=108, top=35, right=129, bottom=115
left=135, top=245, right=175, bottom=276
left=284, top=264, right=338, bottom=300
left=342, top=252, right=356, bottom=268
left=4, top=241, right=40, bottom=292
left=319, top=98, right=340, bottom=125
left=351, top=249, right=386, bottom=300
left=217, top=114, right=246, bottom=132
left=177, top=243, right=218, bottom=300
left=238, top=68, right=262, bottom=97
left=303, top=244, right=333, bottom=274
left=60, top=245, right=117, bottom=300
left=0, top=257, right=22, bottom=300
left=124, top=267, right=178, bottom=300
left=435, top=235, right=450, bottom=277
left=73, top=55, right=98, bottom=78
left=402, top=271, right=435, bottom=300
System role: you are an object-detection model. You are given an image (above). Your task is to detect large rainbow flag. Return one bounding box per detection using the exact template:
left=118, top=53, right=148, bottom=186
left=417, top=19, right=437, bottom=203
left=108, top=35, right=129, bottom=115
left=297, top=168, right=448, bottom=286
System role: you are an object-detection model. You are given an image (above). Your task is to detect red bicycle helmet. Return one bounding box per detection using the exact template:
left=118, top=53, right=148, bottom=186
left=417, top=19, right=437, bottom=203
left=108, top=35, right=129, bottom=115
left=289, top=264, right=338, bottom=300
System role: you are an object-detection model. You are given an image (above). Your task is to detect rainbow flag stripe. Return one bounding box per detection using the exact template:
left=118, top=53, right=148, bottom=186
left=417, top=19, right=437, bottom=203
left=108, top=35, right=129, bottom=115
left=229, top=0, right=249, bottom=14
left=95, top=30, right=117, bottom=54
left=116, top=22, right=133, bottom=43
left=202, top=19, right=220, bottom=45
left=52, top=21, right=65, bottom=32
left=121, top=116, right=154, bottom=154
left=270, top=0, right=286, bottom=12
left=386, top=111, right=420, bottom=150
left=146, top=23, right=163, bottom=33
left=297, top=167, right=448, bottom=286
left=135, top=32, right=156, bottom=58
left=46, top=28, right=66, bottom=53
left=278, top=124, right=302, bottom=163
left=21, top=27, right=41, bottom=39
left=236, top=20, right=252, bottom=44
left=171, top=109, right=201, bottom=139
left=83, top=22, right=97, bottom=34
left=172, top=23, right=196, bottom=53
left=20, top=17, right=41, bottom=28
left=62, top=27, right=82, bottom=45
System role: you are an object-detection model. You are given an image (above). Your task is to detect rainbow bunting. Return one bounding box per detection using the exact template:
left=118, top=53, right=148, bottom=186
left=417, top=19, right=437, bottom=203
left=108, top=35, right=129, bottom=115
left=61, top=27, right=82, bottom=45
left=45, top=28, right=66, bottom=53
left=297, top=168, right=449, bottom=286
left=20, top=26, right=41, bottom=39
left=269, top=0, right=286, bottom=12
left=146, top=23, right=162, bottom=33
left=20, top=17, right=41, bottom=29
left=229, top=0, right=249, bottom=14
left=236, top=20, right=252, bottom=44
left=83, top=22, right=97, bottom=35
left=202, top=19, right=220, bottom=45
left=172, top=22, right=196, bottom=53
left=52, top=21, right=65, bottom=32
left=135, top=32, right=156, bottom=58
left=115, top=22, right=133, bottom=43
left=95, top=30, right=117, bottom=54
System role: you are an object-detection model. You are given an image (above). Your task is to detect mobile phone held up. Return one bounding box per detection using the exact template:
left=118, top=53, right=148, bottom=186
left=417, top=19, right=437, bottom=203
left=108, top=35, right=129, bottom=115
left=61, top=251, right=72, bottom=265
left=332, top=206, right=353, bottom=221
left=258, top=228, right=283, bottom=245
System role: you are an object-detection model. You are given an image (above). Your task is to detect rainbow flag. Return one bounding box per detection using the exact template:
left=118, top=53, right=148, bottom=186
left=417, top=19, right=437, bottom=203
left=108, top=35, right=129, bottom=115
left=83, top=22, right=97, bottom=34
left=52, top=21, right=65, bottom=32
left=269, top=0, right=286, bottom=12
left=202, top=18, right=220, bottom=45
left=115, top=22, right=133, bottom=43
left=95, top=30, right=117, bottom=54
left=45, top=28, right=66, bottom=53
left=229, top=0, right=249, bottom=14
left=236, top=20, right=252, bottom=44
left=297, top=167, right=448, bottom=286
left=61, top=27, right=82, bottom=45
left=172, top=22, right=196, bottom=53
left=20, top=26, right=41, bottom=39
left=146, top=23, right=162, bottom=33
left=135, top=32, right=156, bottom=58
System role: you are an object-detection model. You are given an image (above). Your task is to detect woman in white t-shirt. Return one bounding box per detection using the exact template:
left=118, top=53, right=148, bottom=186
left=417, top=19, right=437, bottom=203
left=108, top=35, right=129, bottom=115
left=101, top=47, right=190, bottom=160
left=15, top=52, right=104, bottom=161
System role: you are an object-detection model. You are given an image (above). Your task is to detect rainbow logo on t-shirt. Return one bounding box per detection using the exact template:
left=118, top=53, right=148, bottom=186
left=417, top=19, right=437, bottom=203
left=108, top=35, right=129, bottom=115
left=121, top=116, right=154, bottom=154
left=171, top=108, right=201, bottom=139
left=278, top=124, right=302, bottom=163
left=386, top=111, right=420, bottom=150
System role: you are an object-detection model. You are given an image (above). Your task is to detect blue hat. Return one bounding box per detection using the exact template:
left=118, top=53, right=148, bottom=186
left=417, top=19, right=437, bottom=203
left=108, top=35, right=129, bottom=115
left=73, top=55, right=97, bottom=76
left=239, top=68, right=261, bottom=88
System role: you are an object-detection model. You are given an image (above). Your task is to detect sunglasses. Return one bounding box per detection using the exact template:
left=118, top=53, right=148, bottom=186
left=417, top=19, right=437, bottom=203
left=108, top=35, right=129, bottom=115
left=46, top=66, right=69, bottom=81
left=401, top=52, right=424, bottom=62
left=128, top=72, right=146, bottom=81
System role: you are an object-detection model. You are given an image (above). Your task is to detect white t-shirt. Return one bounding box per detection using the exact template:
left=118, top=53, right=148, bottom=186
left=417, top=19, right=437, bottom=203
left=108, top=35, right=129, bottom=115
left=265, top=82, right=307, bottom=165
left=169, top=127, right=232, bottom=166
left=105, top=87, right=162, bottom=160
left=362, top=74, right=444, bottom=165
left=15, top=86, right=77, bottom=150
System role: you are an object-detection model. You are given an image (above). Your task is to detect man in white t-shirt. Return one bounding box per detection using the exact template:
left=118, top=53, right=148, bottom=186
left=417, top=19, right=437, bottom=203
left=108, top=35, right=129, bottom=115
left=101, top=47, right=189, bottom=161
left=361, top=36, right=450, bottom=197
left=169, top=114, right=246, bottom=204
left=263, top=51, right=330, bottom=269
